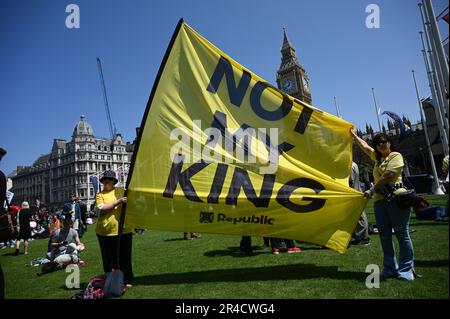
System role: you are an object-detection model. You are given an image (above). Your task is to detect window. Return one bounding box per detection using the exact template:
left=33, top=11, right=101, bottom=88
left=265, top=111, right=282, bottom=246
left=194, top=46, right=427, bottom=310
left=95, top=155, right=98, bottom=160
left=101, top=155, right=105, bottom=160
left=107, top=156, right=111, bottom=161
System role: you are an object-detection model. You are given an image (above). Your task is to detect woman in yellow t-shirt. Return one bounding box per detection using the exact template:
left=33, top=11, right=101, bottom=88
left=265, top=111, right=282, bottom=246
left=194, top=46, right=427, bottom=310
left=95, top=170, right=134, bottom=287
left=351, top=129, right=415, bottom=281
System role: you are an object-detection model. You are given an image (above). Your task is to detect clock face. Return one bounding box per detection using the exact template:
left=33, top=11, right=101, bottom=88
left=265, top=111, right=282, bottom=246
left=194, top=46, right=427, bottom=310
left=282, top=79, right=294, bottom=93
left=302, top=76, right=310, bottom=92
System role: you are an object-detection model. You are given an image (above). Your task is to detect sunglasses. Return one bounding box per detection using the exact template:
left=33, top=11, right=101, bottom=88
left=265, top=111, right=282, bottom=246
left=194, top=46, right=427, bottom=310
left=376, top=140, right=388, bottom=145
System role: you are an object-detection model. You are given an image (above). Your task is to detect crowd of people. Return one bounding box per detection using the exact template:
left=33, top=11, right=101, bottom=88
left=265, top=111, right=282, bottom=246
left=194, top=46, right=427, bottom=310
left=0, top=195, right=91, bottom=256
left=0, top=130, right=449, bottom=298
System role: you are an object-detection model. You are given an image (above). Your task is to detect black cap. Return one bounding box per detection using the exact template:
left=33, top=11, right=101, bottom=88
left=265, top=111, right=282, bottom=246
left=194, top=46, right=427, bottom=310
left=0, top=147, right=6, bottom=157
left=100, top=170, right=118, bottom=184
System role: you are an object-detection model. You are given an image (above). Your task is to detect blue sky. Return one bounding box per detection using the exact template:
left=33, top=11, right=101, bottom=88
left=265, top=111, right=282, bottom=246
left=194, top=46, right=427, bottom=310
left=0, top=0, right=448, bottom=175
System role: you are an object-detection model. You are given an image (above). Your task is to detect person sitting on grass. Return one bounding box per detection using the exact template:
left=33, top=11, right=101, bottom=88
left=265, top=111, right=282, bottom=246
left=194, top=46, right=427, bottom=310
left=51, top=217, right=85, bottom=265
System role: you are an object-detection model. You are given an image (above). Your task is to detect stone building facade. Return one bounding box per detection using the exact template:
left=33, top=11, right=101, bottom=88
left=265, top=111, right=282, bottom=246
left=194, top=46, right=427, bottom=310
left=11, top=116, right=134, bottom=210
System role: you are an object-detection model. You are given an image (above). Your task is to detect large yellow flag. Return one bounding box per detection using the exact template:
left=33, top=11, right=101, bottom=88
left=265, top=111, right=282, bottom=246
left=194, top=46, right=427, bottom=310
left=124, top=20, right=367, bottom=254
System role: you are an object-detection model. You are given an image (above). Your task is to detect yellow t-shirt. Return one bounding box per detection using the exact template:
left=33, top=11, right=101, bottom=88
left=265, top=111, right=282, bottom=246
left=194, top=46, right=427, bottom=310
left=95, top=187, right=133, bottom=236
left=370, top=150, right=406, bottom=202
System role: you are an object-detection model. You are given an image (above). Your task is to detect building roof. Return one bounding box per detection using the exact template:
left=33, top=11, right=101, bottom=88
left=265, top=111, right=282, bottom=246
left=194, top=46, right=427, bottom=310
left=53, top=139, right=67, bottom=149
left=32, top=153, right=51, bottom=167
left=73, top=115, right=94, bottom=137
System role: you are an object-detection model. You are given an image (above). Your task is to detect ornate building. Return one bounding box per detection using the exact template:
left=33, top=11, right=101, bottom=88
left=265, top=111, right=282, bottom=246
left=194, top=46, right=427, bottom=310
left=276, top=28, right=312, bottom=104
left=11, top=116, right=134, bottom=210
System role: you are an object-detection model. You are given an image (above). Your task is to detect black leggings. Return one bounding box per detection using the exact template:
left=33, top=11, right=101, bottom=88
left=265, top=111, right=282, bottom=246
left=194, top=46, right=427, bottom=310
left=97, top=233, right=134, bottom=284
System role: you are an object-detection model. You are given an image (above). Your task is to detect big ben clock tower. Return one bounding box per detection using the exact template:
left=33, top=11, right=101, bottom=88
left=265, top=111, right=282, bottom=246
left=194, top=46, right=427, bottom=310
left=276, top=28, right=312, bottom=104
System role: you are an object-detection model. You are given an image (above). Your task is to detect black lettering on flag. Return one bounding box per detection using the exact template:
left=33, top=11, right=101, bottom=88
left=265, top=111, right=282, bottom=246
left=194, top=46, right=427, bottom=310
left=209, top=111, right=294, bottom=155
left=163, top=155, right=210, bottom=202
left=253, top=125, right=295, bottom=154
left=276, top=178, right=326, bottom=213
left=207, top=56, right=251, bottom=107
left=207, top=163, right=229, bottom=204
left=294, top=104, right=313, bottom=134
left=250, top=81, right=293, bottom=121
left=225, top=167, right=276, bottom=207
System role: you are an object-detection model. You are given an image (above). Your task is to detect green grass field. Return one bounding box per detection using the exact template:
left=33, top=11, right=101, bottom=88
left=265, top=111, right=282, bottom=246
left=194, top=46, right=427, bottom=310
left=1, top=195, right=448, bottom=299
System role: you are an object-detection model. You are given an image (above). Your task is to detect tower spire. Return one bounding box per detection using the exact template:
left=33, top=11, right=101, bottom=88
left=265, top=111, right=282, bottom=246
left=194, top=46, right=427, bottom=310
left=282, top=26, right=294, bottom=50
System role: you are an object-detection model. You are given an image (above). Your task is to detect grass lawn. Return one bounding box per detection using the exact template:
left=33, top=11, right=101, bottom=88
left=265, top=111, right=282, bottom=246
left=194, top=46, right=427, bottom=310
left=1, top=195, right=448, bottom=299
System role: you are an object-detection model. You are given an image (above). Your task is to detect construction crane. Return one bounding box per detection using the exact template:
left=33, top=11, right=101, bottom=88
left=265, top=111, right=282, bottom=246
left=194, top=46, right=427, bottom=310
left=96, top=57, right=117, bottom=139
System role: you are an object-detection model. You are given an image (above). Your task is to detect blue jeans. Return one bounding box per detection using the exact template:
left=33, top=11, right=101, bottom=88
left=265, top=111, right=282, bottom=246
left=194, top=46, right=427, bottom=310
left=416, top=206, right=446, bottom=220
left=374, top=199, right=414, bottom=280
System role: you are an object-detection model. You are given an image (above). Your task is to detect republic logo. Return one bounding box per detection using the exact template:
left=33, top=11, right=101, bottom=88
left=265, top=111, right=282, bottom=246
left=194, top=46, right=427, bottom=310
left=199, top=212, right=215, bottom=223
left=199, top=212, right=275, bottom=225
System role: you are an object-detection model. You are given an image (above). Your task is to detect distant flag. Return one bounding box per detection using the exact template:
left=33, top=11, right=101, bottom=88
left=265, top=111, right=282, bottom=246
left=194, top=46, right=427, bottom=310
left=91, top=175, right=100, bottom=195
left=443, top=13, right=449, bottom=24
left=4, top=191, right=13, bottom=209
left=382, top=111, right=412, bottom=139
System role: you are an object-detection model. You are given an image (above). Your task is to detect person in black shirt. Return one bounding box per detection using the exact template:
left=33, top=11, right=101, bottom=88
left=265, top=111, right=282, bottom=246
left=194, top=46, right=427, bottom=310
left=15, top=201, right=33, bottom=256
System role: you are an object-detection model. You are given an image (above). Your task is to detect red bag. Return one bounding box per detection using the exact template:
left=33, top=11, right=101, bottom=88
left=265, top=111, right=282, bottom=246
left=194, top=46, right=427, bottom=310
left=83, top=275, right=107, bottom=299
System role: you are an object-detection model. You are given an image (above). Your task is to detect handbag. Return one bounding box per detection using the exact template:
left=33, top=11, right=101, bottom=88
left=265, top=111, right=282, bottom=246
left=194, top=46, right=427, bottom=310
left=394, top=176, right=421, bottom=208
left=394, top=189, right=420, bottom=209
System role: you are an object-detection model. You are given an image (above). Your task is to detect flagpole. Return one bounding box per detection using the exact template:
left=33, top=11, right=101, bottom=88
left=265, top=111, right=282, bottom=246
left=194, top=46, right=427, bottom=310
left=412, top=70, right=442, bottom=194
left=423, top=0, right=449, bottom=91
left=419, top=2, right=450, bottom=141
left=333, top=96, right=342, bottom=118
left=419, top=31, right=449, bottom=155
left=371, top=88, right=382, bottom=132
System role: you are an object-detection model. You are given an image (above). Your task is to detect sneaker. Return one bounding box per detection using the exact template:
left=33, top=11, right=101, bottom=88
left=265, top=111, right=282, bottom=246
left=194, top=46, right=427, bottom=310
left=184, top=237, right=194, bottom=240
left=359, top=239, right=371, bottom=246
left=351, top=239, right=371, bottom=246
left=397, top=274, right=415, bottom=281
left=287, top=247, right=302, bottom=253
left=272, top=248, right=280, bottom=255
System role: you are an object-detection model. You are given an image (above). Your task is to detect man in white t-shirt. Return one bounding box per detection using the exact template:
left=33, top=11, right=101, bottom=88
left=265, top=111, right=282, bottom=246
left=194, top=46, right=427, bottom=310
left=51, top=218, right=85, bottom=264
